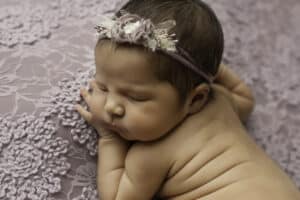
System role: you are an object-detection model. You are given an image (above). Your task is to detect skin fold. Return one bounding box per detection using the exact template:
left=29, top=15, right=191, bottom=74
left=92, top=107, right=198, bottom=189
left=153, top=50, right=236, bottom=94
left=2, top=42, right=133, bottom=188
left=75, top=42, right=300, bottom=200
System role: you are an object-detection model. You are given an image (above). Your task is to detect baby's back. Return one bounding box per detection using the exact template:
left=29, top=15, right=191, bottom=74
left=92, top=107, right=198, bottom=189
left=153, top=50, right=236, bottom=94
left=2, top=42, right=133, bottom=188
left=156, top=93, right=300, bottom=200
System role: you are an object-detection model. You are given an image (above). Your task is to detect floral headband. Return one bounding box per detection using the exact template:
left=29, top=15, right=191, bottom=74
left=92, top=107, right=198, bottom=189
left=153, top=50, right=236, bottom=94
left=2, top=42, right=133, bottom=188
left=95, top=11, right=214, bottom=83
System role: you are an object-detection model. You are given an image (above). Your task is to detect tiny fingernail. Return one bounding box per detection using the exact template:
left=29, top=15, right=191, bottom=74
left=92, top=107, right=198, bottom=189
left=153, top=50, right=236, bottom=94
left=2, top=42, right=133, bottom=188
left=79, top=88, right=84, bottom=94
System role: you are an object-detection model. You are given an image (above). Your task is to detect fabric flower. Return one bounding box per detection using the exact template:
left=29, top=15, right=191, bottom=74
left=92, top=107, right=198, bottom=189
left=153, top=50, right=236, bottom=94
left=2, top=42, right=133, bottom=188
left=95, top=11, right=177, bottom=52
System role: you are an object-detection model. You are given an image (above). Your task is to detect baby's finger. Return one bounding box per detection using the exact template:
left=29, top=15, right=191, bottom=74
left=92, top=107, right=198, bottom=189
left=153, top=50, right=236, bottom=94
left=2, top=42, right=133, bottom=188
left=89, top=80, right=98, bottom=91
left=75, top=104, right=92, bottom=123
left=80, top=87, right=90, bottom=103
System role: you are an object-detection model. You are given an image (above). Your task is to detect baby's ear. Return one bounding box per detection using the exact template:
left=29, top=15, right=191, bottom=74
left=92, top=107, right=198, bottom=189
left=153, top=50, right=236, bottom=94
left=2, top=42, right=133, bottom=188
left=187, top=83, right=210, bottom=115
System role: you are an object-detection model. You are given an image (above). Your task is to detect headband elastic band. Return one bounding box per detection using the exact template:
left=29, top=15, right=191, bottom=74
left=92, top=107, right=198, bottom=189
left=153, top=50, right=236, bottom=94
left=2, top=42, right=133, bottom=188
left=95, top=11, right=214, bottom=84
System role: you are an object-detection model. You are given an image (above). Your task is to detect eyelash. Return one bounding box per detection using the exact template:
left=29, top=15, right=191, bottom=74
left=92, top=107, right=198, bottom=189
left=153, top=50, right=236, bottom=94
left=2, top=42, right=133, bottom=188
left=127, top=95, right=148, bottom=102
left=99, top=86, right=108, bottom=92
left=98, top=86, right=148, bottom=102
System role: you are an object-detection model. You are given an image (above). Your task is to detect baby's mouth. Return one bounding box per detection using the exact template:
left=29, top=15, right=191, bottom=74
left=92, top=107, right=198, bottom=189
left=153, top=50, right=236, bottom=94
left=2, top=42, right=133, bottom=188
left=103, top=123, right=133, bottom=140
left=102, top=122, right=126, bottom=135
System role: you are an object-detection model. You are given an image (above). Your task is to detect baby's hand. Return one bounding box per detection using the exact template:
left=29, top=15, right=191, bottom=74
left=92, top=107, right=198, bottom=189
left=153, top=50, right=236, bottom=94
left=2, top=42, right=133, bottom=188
left=75, top=80, right=113, bottom=138
left=214, top=64, right=255, bottom=122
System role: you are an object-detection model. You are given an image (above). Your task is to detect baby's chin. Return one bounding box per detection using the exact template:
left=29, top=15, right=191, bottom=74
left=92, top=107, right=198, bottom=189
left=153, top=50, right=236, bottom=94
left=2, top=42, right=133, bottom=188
left=125, top=133, right=167, bottom=142
left=117, top=127, right=170, bottom=142
left=119, top=133, right=134, bottom=141
left=118, top=131, right=152, bottom=142
left=117, top=130, right=137, bottom=141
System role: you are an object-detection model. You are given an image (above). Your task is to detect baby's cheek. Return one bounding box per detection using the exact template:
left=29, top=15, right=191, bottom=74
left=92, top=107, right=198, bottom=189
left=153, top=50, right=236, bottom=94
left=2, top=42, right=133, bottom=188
left=125, top=110, right=146, bottom=127
left=128, top=111, right=159, bottom=131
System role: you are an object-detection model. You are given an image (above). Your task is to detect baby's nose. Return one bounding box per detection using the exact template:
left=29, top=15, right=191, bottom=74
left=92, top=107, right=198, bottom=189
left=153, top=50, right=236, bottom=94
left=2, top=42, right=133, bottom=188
left=112, top=106, right=125, bottom=117
left=104, top=97, right=125, bottom=118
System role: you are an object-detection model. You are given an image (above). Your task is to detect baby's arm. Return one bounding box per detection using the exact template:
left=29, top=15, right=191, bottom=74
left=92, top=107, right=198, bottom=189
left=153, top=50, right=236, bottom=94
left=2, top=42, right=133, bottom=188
left=114, top=144, right=170, bottom=200
left=76, top=80, right=169, bottom=199
left=213, top=63, right=255, bottom=122
left=98, top=132, right=131, bottom=200
left=75, top=81, right=130, bottom=199
left=76, top=104, right=167, bottom=199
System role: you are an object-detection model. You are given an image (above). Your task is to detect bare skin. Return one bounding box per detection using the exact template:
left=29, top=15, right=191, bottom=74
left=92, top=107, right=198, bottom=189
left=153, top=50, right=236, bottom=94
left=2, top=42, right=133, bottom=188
left=75, top=42, right=300, bottom=200
left=155, top=90, right=299, bottom=200
left=213, top=63, right=255, bottom=123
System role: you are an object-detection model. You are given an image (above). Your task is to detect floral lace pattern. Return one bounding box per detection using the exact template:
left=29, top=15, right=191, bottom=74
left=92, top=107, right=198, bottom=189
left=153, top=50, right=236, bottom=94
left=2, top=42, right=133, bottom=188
left=0, top=0, right=125, bottom=47
left=0, top=0, right=299, bottom=199
left=0, top=114, right=70, bottom=199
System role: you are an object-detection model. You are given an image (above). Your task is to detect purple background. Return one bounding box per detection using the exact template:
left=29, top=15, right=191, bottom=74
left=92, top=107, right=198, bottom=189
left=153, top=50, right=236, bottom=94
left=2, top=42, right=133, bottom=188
left=0, top=0, right=299, bottom=199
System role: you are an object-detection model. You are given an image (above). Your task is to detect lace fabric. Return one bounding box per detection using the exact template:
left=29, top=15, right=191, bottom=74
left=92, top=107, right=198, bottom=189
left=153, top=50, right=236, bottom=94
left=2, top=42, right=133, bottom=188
left=0, top=0, right=299, bottom=199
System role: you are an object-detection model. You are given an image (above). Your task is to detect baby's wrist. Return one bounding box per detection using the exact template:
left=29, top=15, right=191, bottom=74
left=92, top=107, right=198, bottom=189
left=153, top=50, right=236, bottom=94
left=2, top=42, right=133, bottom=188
left=97, top=128, right=129, bottom=144
left=97, top=128, right=117, bottom=139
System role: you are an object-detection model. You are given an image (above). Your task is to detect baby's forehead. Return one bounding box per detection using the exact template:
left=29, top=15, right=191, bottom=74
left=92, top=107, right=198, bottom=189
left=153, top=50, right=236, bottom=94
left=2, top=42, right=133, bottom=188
left=95, top=40, right=153, bottom=56
left=96, top=41, right=155, bottom=64
left=94, top=41, right=161, bottom=84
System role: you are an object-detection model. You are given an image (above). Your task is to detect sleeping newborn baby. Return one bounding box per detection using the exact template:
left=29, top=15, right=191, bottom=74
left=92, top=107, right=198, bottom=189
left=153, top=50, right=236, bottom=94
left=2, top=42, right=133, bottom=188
left=75, top=0, right=300, bottom=199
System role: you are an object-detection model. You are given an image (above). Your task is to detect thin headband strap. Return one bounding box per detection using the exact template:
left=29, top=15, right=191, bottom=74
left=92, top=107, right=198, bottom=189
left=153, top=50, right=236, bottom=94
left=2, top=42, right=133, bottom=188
left=163, top=48, right=214, bottom=84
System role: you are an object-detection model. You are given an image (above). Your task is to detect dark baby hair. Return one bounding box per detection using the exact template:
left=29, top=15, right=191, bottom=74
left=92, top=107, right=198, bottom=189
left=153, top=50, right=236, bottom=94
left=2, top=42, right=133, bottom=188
left=102, top=0, right=224, bottom=104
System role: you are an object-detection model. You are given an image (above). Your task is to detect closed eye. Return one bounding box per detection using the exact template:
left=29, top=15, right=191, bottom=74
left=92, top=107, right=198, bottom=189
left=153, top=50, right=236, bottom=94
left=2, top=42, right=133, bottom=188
left=97, top=84, right=108, bottom=92
left=127, top=94, right=149, bottom=102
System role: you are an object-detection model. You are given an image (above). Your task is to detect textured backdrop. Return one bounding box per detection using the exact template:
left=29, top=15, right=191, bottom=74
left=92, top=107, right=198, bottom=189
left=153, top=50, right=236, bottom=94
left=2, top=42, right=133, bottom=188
left=0, top=0, right=299, bottom=199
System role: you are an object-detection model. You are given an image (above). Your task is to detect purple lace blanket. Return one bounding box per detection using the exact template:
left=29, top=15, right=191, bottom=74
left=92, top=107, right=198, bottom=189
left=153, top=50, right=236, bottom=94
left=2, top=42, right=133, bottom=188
left=0, top=0, right=299, bottom=199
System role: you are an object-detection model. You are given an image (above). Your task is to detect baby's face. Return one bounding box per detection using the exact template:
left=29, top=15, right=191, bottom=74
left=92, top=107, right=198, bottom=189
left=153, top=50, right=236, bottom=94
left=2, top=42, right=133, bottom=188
left=92, top=42, right=188, bottom=141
